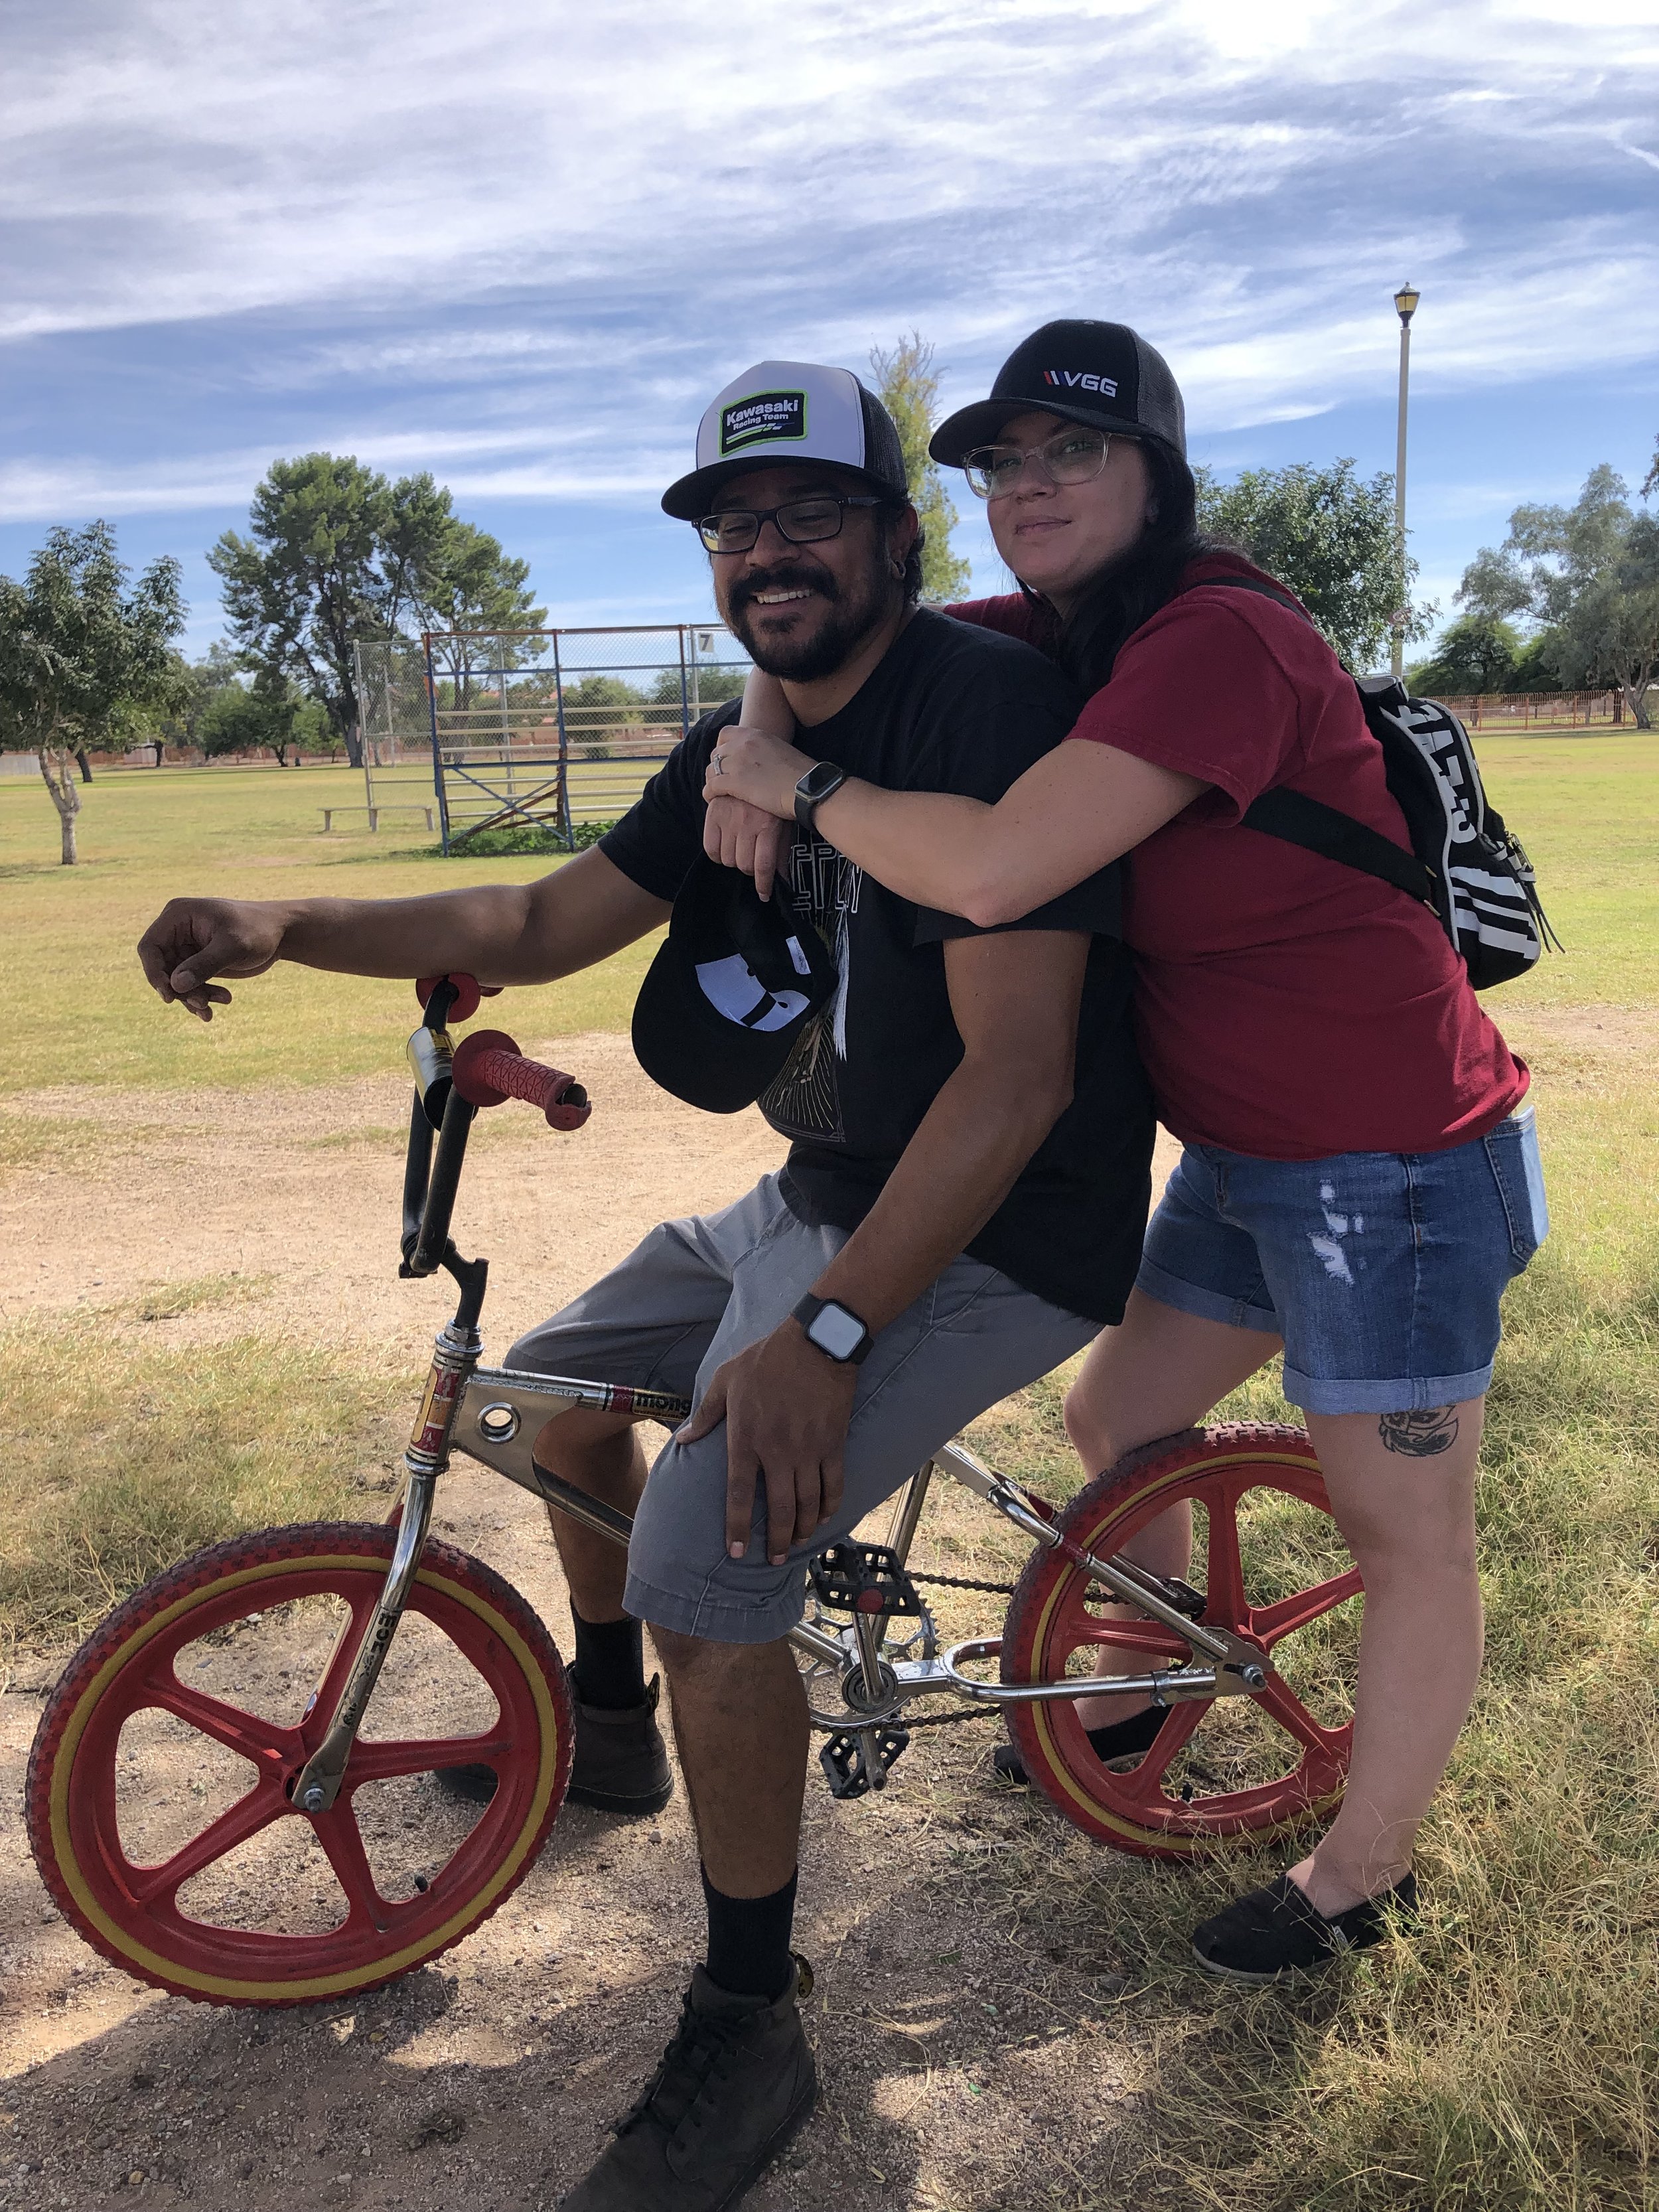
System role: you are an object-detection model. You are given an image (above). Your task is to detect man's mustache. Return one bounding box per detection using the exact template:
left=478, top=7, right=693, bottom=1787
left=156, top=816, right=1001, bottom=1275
left=725, top=562, right=839, bottom=619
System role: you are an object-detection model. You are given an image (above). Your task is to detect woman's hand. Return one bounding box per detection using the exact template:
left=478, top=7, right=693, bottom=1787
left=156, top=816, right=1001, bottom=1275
left=704, top=727, right=816, bottom=820
left=703, top=796, right=794, bottom=901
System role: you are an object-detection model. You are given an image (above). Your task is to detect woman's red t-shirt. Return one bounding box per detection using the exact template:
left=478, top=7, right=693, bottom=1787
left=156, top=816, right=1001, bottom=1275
left=948, top=561, right=1528, bottom=1160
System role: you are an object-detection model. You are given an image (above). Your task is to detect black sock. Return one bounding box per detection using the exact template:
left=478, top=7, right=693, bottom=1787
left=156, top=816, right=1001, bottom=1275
left=701, top=1866, right=798, bottom=2002
left=570, top=1610, right=648, bottom=1711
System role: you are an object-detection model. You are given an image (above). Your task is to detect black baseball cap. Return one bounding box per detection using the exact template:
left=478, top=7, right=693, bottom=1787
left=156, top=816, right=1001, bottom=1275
left=661, top=359, right=910, bottom=522
left=930, top=320, right=1187, bottom=467
left=632, top=857, right=839, bottom=1114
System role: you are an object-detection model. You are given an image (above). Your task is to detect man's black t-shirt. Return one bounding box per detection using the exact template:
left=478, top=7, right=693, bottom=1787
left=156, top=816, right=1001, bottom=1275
left=599, top=607, right=1154, bottom=1323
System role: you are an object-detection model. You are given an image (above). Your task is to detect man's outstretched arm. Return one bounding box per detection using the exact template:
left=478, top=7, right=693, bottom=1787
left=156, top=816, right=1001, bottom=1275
left=682, top=926, right=1091, bottom=1562
left=137, top=847, right=672, bottom=1021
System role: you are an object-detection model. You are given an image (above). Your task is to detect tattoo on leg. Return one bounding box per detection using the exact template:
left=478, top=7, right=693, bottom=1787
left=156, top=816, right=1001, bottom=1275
left=1378, top=1407, right=1459, bottom=1457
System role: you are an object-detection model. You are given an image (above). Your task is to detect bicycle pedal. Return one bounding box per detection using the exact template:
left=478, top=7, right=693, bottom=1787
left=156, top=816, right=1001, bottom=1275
left=808, top=1542, right=923, bottom=1619
left=820, top=1726, right=910, bottom=1800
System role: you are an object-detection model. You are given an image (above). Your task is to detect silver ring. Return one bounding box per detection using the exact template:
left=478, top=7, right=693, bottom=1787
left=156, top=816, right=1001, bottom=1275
left=712, top=752, right=726, bottom=775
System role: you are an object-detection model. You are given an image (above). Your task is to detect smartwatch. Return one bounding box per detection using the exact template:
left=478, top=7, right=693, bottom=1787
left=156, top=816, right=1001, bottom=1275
left=792, top=1291, right=873, bottom=1365
left=794, top=761, right=847, bottom=836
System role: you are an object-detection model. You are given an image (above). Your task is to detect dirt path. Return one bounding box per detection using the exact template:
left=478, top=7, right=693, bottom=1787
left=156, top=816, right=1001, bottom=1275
left=1, top=1045, right=1181, bottom=2212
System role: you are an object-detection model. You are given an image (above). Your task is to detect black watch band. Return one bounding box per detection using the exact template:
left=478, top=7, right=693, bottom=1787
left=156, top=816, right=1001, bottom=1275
left=792, top=1291, right=873, bottom=1364
left=794, top=761, right=847, bottom=835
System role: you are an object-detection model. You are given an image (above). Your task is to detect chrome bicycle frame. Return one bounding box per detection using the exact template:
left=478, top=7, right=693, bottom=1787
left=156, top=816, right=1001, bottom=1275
left=293, top=1324, right=1270, bottom=1813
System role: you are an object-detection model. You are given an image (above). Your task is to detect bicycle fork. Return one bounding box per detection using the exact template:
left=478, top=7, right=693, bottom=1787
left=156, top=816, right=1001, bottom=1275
left=289, top=1302, right=690, bottom=1815
left=289, top=1313, right=483, bottom=1815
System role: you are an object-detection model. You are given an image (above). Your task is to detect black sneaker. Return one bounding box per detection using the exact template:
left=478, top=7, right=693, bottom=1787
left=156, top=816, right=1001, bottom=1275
left=992, top=1700, right=1167, bottom=1787
left=435, top=1674, right=674, bottom=1817
left=557, top=1958, right=818, bottom=2211
left=1192, top=1870, right=1417, bottom=1982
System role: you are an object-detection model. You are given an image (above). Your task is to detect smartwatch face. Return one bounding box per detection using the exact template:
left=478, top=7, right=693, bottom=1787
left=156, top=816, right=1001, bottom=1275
left=808, top=1302, right=867, bottom=1361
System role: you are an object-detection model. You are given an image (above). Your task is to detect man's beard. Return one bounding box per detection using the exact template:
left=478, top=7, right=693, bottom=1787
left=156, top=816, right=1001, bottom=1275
left=723, top=557, right=891, bottom=682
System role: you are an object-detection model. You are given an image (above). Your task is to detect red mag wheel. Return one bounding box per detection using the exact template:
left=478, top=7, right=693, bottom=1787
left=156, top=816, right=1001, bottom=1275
left=1001, top=1424, right=1362, bottom=1858
left=25, top=1523, right=572, bottom=2006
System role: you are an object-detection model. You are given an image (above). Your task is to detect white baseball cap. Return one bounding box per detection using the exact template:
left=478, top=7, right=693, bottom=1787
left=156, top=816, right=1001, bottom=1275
left=661, top=359, right=910, bottom=521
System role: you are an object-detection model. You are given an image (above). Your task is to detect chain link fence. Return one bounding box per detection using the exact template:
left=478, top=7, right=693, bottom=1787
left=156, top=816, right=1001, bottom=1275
left=354, top=624, right=751, bottom=849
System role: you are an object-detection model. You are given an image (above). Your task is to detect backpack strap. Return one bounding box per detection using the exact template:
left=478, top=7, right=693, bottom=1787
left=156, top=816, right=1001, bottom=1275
left=1183, top=571, right=1438, bottom=911
left=1239, top=786, right=1437, bottom=905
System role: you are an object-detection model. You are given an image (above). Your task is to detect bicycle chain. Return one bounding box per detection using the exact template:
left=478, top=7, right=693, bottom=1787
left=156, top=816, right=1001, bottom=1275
left=907, top=1569, right=1017, bottom=1597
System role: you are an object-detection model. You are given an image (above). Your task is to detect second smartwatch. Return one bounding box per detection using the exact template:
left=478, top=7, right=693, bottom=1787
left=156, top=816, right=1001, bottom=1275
left=791, top=1291, right=873, bottom=1365
left=794, top=760, right=847, bottom=836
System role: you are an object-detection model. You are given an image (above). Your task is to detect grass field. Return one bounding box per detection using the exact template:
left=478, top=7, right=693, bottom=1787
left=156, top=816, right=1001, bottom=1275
left=2, top=743, right=1657, bottom=2208
left=0, top=763, right=657, bottom=1092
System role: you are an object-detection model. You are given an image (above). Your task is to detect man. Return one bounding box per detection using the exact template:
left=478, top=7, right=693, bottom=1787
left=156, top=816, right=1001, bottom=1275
left=137, top=359, right=1153, bottom=2212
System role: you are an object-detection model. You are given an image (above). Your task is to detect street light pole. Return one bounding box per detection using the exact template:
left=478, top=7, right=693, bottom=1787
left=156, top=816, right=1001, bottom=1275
left=1391, top=282, right=1421, bottom=681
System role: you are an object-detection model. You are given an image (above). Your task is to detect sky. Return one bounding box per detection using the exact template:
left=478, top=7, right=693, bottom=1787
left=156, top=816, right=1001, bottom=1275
left=3, top=0, right=1656, bottom=662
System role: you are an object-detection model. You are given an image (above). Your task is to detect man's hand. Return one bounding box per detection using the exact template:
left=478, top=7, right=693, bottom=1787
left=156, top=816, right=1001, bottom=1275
left=701, top=795, right=793, bottom=901
left=677, top=1321, right=859, bottom=1564
left=137, top=897, right=287, bottom=1021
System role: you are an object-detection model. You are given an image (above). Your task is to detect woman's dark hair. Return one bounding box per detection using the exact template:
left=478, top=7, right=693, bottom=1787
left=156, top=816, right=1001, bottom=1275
left=1046, top=441, right=1222, bottom=694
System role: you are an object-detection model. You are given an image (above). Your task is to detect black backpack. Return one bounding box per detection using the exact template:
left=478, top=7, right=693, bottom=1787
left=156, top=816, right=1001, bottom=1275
left=1198, top=575, right=1557, bottom=991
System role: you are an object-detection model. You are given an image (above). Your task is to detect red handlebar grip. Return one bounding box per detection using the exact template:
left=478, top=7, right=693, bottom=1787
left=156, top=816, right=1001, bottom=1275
left=415, top=973, right=502, bottom=1024
left=451, top=1029, right=591, bottom=1130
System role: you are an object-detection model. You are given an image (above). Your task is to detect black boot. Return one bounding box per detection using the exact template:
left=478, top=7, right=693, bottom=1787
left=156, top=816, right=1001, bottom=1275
left=567, top=1674, right=674, bottom=1814
left=436, top=1674, right=673, bottom=1816
left=992, top=1700, right=1167, bottom=1786
left=558, top=1958, right=817, bottom=2210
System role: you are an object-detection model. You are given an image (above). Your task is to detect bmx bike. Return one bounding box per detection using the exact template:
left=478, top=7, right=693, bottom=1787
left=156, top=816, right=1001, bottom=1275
left=26, top=976, right=1364, bottom=2010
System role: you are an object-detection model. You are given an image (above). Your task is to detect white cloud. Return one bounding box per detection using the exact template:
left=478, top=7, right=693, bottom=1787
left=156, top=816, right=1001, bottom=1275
left=4, top=0, right=1652, bottom=345
left=1, top=0, right=1654, bottom=555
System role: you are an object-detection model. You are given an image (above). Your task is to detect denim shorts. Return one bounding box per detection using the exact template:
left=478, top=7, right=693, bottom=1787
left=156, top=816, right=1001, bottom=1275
left=1136, top=1103, right=1547, bottom=1414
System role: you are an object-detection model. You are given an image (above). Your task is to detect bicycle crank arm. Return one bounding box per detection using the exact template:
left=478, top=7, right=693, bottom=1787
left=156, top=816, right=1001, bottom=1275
left=291, top=1465, right=441, bottom=1814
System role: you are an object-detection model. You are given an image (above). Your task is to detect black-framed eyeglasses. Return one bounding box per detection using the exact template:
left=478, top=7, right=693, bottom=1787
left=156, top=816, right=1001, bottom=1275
left=962, top=427, right=1113, bottom=500
left=696, top=493, right=887, bottom=555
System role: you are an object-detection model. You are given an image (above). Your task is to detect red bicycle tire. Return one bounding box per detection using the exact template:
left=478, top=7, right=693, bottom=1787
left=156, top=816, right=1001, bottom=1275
left=26, top=1521, right=572, bottom=2007
left=1001, top=1424, right=1361, bottom=1858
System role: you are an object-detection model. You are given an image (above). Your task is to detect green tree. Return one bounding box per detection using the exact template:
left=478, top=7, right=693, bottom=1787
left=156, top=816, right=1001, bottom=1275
left=413, top=518, right=547, bottom=709
left=650, top=663, right=747, bottom=713
left=1407, top=614, right=1524, bottom=696
left=1196, top=459, right=1433, bottom=673
left=0, top=522, right=185, bottom=863
left=560, top=674, right=646, bottom=758
left=1458, top=465, right=1659, bottom=728
left=1506, top=634, right=1563, bottom=694
left=208, top=457, right=480, bottom=767
left=869, top=334, right=972, bottom=604
left=124, top=640, right=246, bottom=766
left=197, top=676, right=330, bottom=767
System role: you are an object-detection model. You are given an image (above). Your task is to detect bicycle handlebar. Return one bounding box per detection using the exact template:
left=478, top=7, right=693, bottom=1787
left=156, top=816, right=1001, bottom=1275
left=401, top=979, right=592, bottom=1282
left=451, top=1029, right=591, bottom=1130
left=415, top=972, right=502, bottom=1024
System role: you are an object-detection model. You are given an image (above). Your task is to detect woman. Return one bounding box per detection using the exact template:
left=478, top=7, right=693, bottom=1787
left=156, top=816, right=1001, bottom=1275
left=699, top=319, right=1546, bottom=1982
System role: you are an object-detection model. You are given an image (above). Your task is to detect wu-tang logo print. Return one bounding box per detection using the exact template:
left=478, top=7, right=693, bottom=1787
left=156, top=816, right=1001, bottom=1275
left=758, top=836, right=861, bottom=1142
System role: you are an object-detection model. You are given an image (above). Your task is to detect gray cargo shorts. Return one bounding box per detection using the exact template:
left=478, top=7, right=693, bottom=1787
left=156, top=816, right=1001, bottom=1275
left=506, top=1172, right=1098, bottom=1644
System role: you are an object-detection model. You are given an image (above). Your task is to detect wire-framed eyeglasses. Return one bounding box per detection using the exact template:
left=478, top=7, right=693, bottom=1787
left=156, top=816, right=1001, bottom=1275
left=697, top=494, right=888, bottom=555
left=962, top=428, right=1114, bottom=500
